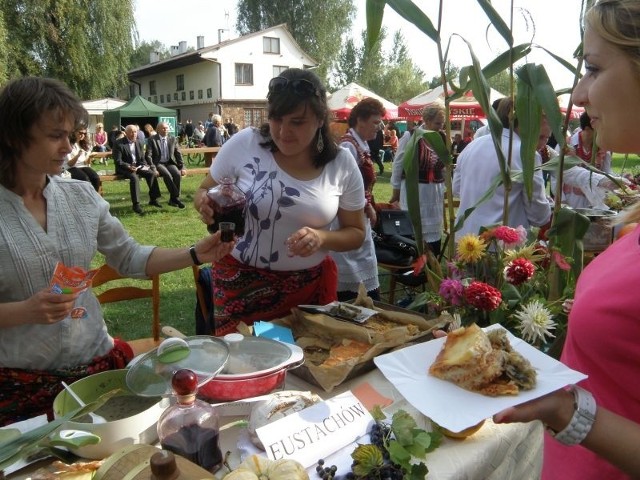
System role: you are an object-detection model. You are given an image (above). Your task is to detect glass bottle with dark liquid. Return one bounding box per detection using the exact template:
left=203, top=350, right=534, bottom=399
left=206, top=177, right=246, bottom=236
left=157, top=369, right=222, bottom=473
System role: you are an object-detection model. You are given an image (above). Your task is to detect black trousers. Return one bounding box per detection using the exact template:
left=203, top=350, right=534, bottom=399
left=156, top=163, right=182, bottom=201
left=67, top=166, right=101, bottom=193
left=117, top=168, right=161, bottom=206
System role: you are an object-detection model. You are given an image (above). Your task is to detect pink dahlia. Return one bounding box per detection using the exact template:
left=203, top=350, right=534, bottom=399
left=439, top=279, right=464, bottom=306
left=504, top=258, right=536, bottom=285
left=493, top=226, right=521, bottom=245
left=464, top=281, right=502, bottom=311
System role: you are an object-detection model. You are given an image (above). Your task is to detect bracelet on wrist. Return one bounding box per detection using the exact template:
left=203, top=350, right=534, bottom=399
left=189, top=244, right=203, bottom=266
left=548, top=385, right=596, bottom=445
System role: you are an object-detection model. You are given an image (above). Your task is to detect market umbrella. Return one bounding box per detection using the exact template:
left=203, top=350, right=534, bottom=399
left=328, top=83, right=398, bottom=120
left=398, top=85, right=504, bottom=121
left=557, top=93, right=585, bottom=120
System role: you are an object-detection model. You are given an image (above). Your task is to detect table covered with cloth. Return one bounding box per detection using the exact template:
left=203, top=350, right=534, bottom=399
left=6, top=367, right=543, bottom=480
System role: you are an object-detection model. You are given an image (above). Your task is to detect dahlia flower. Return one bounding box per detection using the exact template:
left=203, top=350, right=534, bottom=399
left=515, top=300, right=556, bottom=344
left=464, top=281, right=502, bottom=311
left=439, top=279, right=464, bottom=306
left=503, top=258, right=536, bottom=285
left=456, top=234, right=487, bottom=263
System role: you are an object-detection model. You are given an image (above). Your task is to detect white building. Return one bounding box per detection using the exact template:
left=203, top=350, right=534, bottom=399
left=127, top=24, right=317, bottom=129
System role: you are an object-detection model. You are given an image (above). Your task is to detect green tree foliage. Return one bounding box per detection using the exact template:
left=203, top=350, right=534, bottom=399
left=332, top=37, right=361, bottom=87
left=427, top=60, right=459, bottom=89
left=487, top=69, right=511, bottom=95
left=235, top=0, right=355, bottom=81
left=332, top=29, right=425, bottom=105
left=0, top=8, right=7, bottom=83
left=130, top=40, right=172, bottom=70
left=0, top=0, right=136, bottom=98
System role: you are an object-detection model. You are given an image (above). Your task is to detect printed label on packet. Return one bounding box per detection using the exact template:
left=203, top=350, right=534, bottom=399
left=49, top=262, right=98, bottom=319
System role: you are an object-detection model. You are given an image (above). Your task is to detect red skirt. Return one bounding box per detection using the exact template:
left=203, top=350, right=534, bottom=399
left=0, top=339, right=133, bottom=427
left=211, top=255, right=338, bottom=336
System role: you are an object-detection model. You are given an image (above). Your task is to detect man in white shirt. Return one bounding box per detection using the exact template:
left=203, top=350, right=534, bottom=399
left=452, top=98, right=552, bottom=239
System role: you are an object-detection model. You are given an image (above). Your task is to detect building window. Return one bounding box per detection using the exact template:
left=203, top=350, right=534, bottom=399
left=181, top=91, right=186, bottom=101
left=206, top=88, right=212, bottom=99
left=166, top=93, right=170, bottom=102
left=189, top=90, right=194, bottom=100
left=153, top=95, right=157, bottom=104
left=243, top=108, right=265, bottom=127
left=235, top=63, right=253, bottom=85
left=129, top=84, right=136, bottom=98
left=176, top=74, right=184, bottom=91
left=263, top=37, right=280, bottom=54
left=174, top=92, right=178, bottom=101
left=273, top=65, right=288, bottom=77
left=149, top=80, right=156, bottom=95
left=198, top=89, right=203, bottom=99
left=160, top=94, right=164, bottom=103
left=147, top=97, right=151, bottom=102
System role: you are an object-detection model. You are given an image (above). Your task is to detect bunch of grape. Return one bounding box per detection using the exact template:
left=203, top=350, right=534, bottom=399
left=314, top=423, right=405, bottom=480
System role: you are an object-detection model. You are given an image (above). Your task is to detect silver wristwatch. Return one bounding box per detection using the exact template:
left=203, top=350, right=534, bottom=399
left=551, top=385, right=597, bottom=445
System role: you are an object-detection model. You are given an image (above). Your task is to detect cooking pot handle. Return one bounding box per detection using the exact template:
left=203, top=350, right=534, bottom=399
left=285, top=343, right=305, bottom=370
left=49, top=429, right=101, bottom=449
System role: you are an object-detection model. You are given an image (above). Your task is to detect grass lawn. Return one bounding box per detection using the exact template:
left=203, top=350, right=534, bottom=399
left=96, top=164, right=395, bottom=341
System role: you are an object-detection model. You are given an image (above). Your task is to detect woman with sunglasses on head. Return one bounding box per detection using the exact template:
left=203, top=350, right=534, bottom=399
left=64, top=127, right=102, bottom=192
left=0, top=77, right=235, bottom=426
left=493, top=1, right=640, bottom=477
left=194, top=68, right=366, bottom=335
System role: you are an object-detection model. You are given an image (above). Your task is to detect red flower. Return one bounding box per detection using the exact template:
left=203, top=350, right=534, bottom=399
left=504, top=258, right=536, bottom=285
left=493, top=226, right=520, bottom=244
left=412, top=254, right=427, bottom=276
left=464, top=281, right=502, bottom=311
left=552, top=251, right=571, bottom=271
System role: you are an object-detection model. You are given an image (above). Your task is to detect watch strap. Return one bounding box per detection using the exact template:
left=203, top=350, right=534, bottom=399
left=189, top=244, right=203, bottom=266
left=552, top=385, right=597, bottom=445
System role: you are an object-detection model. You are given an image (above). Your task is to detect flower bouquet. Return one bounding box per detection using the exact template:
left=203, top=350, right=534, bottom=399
left=410, top=225, right=574, bottom=349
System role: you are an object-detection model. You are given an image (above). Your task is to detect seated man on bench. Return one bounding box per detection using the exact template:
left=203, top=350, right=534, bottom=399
left=112, top=124, right=161, bottom=215
left=145, top=121, right=187, bottom=209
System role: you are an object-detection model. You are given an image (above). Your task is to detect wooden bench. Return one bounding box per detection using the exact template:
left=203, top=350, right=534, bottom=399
left=95, top=146, right=219, bottom=195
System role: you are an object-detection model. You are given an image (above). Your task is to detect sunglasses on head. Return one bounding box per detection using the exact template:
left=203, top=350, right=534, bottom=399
left=77, top=131, right=87, bottom=135
left=267, top=76, right=320, bottom=100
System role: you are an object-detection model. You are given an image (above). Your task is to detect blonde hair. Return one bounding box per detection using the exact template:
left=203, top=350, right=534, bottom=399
left=95, top=122, right=103, bottom=129
left=586, top=0, right=640, bottom=75
left=586, top=0, right=640, bottom=223
left=422, top=102, right=445, bottom=124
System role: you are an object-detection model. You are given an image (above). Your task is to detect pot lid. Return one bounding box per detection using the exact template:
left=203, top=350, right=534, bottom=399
left=574, top=208, right=617, bottom=218
left=126, top=336, right=229, bottom=397
left=219, top=333, right=294, bottom=379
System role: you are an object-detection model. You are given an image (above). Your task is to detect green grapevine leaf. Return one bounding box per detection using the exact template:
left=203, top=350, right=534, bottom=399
left=423, top=430, right=444, bottom=453
left=351, top=444, right=384, bottom=477
left=391, top=410, right=417, bottom=445
left=409, top=462, right=429, bottom=479
left=387, top=440, right=412, bottom=472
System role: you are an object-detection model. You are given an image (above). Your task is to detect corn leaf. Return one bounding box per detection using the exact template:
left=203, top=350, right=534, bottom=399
left=475, top=0, right=513, bottom=46
left=515, top=65, right=542, bottom=200
left=365, top=0, right=386, bottom=52
left=0, top=389, right=121, bottom=472
left=383, top=0, right=440, bottom=43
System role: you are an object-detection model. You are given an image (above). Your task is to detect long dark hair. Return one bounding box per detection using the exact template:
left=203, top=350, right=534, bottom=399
left=259, top=68, right=338, bottom=168
left=0, top=77, right=87, bottom=188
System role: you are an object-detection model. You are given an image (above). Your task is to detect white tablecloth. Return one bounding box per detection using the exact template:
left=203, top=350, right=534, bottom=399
left=6, top=367, right=543, bottom=480
left=217, top=367, right=543, bottom=480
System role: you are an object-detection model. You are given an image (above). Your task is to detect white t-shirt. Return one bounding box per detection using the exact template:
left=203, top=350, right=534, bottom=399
left=211, top=127, right=365, bottom=271
left=453, top=131, right=551, bottom=239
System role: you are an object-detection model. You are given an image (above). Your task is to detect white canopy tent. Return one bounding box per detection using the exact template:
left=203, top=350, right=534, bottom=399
left=81, top=98, right=126, bottom=137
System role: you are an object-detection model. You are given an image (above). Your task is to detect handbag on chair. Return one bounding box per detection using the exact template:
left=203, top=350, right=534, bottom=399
left=373, top=210, right=418, bottom=267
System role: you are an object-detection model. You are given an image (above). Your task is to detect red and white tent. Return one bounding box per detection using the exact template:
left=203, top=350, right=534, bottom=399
left=398, top=85, right=504, bottom=121
left=328, top=83, right=398, bottom=121
left=558, top=94, right=585, bottom=120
